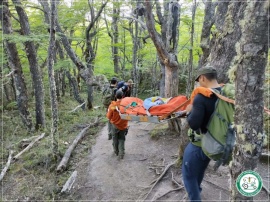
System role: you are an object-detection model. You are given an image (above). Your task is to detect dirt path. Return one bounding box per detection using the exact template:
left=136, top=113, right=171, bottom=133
left=66, top=122, right=269, bottom=201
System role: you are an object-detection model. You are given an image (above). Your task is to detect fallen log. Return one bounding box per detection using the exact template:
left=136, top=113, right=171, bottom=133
left=61, top=170, right=78, bottom=193
left=18, top=135, right=39, bottom=149
left=56, top=118, right=100, bottom=172
left=0, top=150, right=14, bottom=182
left=13, top=133, right=45, bottom=160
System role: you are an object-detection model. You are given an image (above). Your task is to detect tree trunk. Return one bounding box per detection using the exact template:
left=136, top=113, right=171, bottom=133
left=145, top=0, right=184, bottom=138
left=186, top=0, right=197, bottom=96
left=144, top=0, right=180, bottom=97
left=47, top=0, right=59, bottom=160
left=65, top=71, right=85, bottom=109
left=112, top=0, right=120, bottom=74
left=198, top=0, right=217, bottom=68
left=39, top=0, right=89, bottom=86
left=229, top=1, right=268, bottom=201
left=2, top=62, right=15, bottom=103
left=12, top=0, right=45, bottom=129
left=215, top=0, right=230, bottom=32
left=85, top=0, right=108, bottom=109
left=0, top=0, right=33, bottom=130
left=159, top=61, right=165, bottom=97
left=56, top=40, right=66, bottom=97
left=208, top=1, right=243, bottom=83
left=132, top=1, right=140, bottom=97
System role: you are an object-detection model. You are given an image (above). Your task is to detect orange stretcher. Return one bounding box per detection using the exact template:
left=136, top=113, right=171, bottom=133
left=118, top=96, right=190, bottom=123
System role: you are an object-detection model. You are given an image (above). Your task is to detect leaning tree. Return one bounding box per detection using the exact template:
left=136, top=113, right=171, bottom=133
left=144, top=0, right=180, bottom=98
left=12, top=0, right=46, bottom=129
left=144, top=0, right=190, bottom=160
left=0, top=0, right=33, bottom=130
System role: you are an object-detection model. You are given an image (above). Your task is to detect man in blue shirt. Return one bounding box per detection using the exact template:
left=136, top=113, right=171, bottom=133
left=116, top=79, right=134, bottom=97
left=182, top=66, right=221, bottom=201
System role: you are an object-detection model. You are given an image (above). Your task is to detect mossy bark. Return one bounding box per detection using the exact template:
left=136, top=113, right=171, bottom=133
left=208, top=1, right=245, bottom=83
left=229, top=1, right=269, bottom=201
left=1, top=0, right=33, bottom=130
left=12, top=0, right=45, bottom=129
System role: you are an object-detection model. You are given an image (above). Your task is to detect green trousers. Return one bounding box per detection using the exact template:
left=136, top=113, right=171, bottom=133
left=108, top=121, right=113, bottom=139
left=111, top=124, right=127, bottom=157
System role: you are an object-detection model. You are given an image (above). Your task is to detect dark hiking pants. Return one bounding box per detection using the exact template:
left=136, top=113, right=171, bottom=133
left=108, top=121, right=113, bottom=139
left=111, top=124, right=127, bottom=157
left=182, top=142, right=210, bottom=201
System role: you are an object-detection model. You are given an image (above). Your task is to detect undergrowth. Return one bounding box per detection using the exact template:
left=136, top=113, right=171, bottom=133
left=1, top=91, right=107, bottom=201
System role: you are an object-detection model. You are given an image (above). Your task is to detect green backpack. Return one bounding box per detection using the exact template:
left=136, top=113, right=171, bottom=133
left=102, top=87, right=116, bottom=108
left=201, top=83, right=236, bottom=170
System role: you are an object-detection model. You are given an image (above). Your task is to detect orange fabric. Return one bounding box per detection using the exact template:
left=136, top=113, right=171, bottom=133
left=119, top=96, right=188, bottom=116
left=119, top=97, right=146, bottom=115
left=149, top=96, right=188, bottom=115
left=107, top=100, right=128, bottom=130
left=190, top=87, right=213, bottom=104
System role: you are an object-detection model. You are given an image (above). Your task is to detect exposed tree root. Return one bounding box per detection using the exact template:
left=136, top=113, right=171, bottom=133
left=203, top=178, right=229, bottom=193
left=152, top=186, right=184, bottom=201
left=171, top=171, right=182, bottom=187
left=262, top=184, right=270, bottom=196
left=142, top=159, right=177, bottom=201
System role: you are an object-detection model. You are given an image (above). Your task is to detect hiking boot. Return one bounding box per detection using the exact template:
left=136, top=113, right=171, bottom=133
left=114, top=151, right=118, bottom=156
left=119, top=154, right=124, bottom=159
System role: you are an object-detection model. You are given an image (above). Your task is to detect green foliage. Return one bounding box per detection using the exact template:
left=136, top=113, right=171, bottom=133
left=5, top=101, right=17, bottom=110
left=54, top=59, right=74, bottom=71
left=3, top=33, right=48, bottom=43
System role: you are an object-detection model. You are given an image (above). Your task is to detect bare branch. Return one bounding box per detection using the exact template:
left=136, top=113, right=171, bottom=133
left=86, top=0, right=109, bottom=40
left=103, top=9, right=112, bottom=38
left=122, top=15, right=147, bottom=30
left=68, top=102, right=86, bottom=113
left=0, top=150, right=14, bottom=182
left=155, top=0, right=163, bottom=24
left=13, top=133, right=45, bottom=160
left=5, top=70, right=15, bottom=77
left=144, top=0, right=169, bottom=64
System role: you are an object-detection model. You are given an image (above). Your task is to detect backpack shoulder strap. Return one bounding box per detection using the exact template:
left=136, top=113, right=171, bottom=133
left=208, top=88, right=235, bottom=105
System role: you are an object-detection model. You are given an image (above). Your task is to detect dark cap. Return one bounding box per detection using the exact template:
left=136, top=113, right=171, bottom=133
left=195, top=66, right=217, bottom=81
left=115, top=90, right=123, bottom=99
left=110, top=77, right=118, bottom=85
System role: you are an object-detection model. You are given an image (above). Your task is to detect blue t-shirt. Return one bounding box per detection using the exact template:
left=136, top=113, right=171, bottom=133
left=116, top=81, right=130, bottom=96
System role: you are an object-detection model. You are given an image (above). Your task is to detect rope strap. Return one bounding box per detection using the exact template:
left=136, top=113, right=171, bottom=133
left=209, top=88, right=235, bottom=104
left=209, top=88, right=270, bottom=115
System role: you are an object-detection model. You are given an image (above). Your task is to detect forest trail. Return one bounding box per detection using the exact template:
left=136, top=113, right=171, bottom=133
left=66, top=121, right=269, bottom=201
